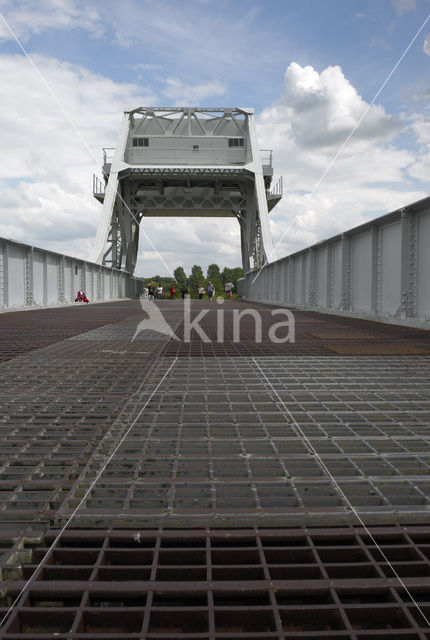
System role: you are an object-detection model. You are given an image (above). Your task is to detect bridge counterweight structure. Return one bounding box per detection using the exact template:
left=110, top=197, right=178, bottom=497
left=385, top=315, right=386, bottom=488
left=90, top=107, right=282, bottom=274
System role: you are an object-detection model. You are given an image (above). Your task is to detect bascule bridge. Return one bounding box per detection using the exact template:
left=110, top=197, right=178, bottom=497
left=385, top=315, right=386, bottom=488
left=1, top=107, right=430, bottom=640
left=90, top=107, right=282, bottom=273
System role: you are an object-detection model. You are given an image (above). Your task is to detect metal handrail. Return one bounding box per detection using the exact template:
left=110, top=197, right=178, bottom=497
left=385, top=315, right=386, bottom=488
left=270, top=175, right=283, bottom=197
left=103, top=148, right=115, bottom=165
left=93, top=174, right=105, bottom=195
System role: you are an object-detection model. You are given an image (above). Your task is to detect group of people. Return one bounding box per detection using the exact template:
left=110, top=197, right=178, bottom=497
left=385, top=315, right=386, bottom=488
left=75, top=281, right=234, bottom=303
left=144, top=284, right=166, bottom=300
left=197, top=280, right=234, bottom=299
left=143, top=281, right=234, bottom=300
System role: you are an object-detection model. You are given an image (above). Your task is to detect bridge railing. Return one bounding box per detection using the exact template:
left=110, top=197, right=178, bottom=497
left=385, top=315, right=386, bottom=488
left=238, top=197, right=430, bottom=329
left=0, top=237, right=143, bottom=310
left=269, top=175, right=283, bottom=197
left=93, top=174, right=105, bottom=197
left=103, top=148, right=115, bottom=165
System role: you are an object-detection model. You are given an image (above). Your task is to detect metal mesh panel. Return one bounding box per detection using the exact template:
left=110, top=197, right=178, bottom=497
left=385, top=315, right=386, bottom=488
left=1, top=527, right=430, bottom=638
left=1, top=299, right=430, bottom=637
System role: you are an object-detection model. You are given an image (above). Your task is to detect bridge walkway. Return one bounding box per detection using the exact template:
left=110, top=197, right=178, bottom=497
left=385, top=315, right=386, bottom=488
left=0, top=299, right=429, bottom=638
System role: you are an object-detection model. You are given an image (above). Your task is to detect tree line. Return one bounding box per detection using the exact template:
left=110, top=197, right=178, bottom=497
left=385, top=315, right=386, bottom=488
left=143, top=265, right=243, bottom=298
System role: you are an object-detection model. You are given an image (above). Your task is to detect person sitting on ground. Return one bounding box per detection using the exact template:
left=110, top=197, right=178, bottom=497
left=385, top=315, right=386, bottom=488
left=207, top=282, right=215, bottom=301
left=75, top=290, right=89, bottom=303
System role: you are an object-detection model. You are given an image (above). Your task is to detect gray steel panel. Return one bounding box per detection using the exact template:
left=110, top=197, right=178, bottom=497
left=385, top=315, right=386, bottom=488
left=316, top=246, right=328, bottom=307
left=333, top=241, right=342, bottom=308
left=32, top=252, right=45, bottom=306
left=46, top=255, right=59, bottom=305
left=64, top=260, right=73, bottom=301
left=418, top=212, right=430, bottom=316
left=7, top=244, right=25, bottom=307
left=294, top=256, right=302, bottom=304
left=381, top=223, right=401, bottom=315
left=303, top=253, right=310, bottom=303
left=352, top=233, right=372, bottom=312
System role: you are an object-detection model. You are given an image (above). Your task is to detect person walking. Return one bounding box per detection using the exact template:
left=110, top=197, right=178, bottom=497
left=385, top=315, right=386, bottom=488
left=198, top=284, right=205, bottom=300
left=207, top=282, right=215, bottom=301
left=224, top=281, right=234, bottom=299
left=148, top=284, right=155, bottom=300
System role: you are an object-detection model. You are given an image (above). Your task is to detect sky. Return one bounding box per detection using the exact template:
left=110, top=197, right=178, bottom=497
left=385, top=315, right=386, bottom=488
left=1, top=0, right=430, bottom=277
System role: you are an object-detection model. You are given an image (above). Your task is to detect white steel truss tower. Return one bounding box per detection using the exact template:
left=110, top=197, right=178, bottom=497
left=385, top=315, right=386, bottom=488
left=90, top=107, right=282, bottom=273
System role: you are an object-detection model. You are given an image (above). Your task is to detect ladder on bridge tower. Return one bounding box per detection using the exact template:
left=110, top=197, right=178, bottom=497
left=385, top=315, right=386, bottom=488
left=90, top=107, right=283, bottom=274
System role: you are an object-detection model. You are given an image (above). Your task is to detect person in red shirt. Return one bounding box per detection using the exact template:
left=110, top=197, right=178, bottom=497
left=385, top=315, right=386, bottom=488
left=170, top=285, right=175, bottom=300
left=75, top=290, right=89, bottom=303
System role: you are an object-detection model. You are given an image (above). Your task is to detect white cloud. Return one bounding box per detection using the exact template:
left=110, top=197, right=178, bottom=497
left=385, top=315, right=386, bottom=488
left=270, top=63, right=399, bottom=150
left=136, top=218, right=240, bottom=276
left=0, top=52, right=240, bottom=276
left=161, top=77, right=227, bottom=106
left=423, top=34, right=430, bottom=56
left=0, top=0, right=104, bottom=40
left=132, top=63, right=164, bottom=72
left=1, top=53, right=429, bottom=279
left=256, top=62, right=425, bottom=258
left=0, top=53, right=155, bottom=260
left=404, top=109, right=430, bottom=181
left=391, top=0, right=416, bottom=14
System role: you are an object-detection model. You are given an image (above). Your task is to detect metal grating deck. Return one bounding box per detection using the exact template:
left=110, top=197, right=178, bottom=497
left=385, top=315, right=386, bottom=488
left=52, top=354, right=430, bottom=527
left=0, top=299, right=429, bottom=637
left=1, top=527, right=430, bottom=638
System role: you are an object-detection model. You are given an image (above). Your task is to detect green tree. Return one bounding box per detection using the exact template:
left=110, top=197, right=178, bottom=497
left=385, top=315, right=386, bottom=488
left=143, top=275, right=175, bottom=297
left=189, top=264, right=204, bottom=297
left=174, top=266, right=187, bottom=287
left=207, top=263, right=221, bottom=281
left=221, top=267, right=233, bottom=285
left=231, top=267, right=244, bottom=288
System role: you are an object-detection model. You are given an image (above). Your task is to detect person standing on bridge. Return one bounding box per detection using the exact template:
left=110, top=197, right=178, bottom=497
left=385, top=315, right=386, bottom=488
left=207, top=282, right=215, bottom=301
left=224, top=281, right=234, bottom=299
left=148, top=284, right=154, bottom=300
left=170, top=284, right=175, bottom=300
left=198, top=284, right=205, bottom=300
left=181, top=285, right=189, bottom=299
left=157, top=284, right=164, bottom=300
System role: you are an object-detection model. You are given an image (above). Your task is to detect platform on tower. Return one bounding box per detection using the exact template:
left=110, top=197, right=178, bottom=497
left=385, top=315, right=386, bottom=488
left=91, top=108, right=282, bottom=273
